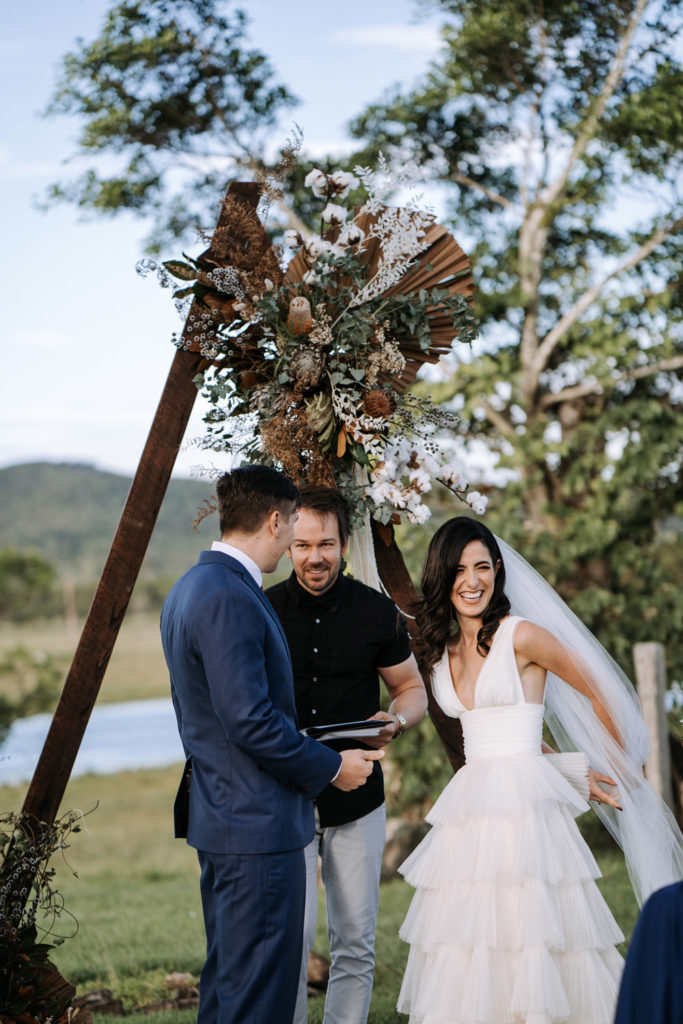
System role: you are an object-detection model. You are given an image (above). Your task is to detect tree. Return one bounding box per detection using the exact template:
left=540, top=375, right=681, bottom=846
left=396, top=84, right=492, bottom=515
left=0, top=647, right=63, bottom=744
left=349, top=0, right=683, bottom=676
left=0, top=549, right=59, bottom=623
left=40, top=0, right=296, bottom=251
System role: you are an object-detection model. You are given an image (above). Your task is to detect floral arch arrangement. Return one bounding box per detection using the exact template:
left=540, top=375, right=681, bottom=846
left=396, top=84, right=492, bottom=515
left=139, top=161, right=485, bottom=528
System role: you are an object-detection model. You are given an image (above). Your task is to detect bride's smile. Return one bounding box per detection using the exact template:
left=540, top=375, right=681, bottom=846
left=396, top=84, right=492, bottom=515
left=449, top=539, right=497, bottom=619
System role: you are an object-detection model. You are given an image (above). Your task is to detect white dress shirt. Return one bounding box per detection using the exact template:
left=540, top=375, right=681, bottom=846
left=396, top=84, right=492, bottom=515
left=211, top=540, right=262, bottom=588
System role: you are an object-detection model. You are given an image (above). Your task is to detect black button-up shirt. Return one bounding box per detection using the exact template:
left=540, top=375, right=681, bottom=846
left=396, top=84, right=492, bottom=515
left=266, top=571, right=411, bottom=826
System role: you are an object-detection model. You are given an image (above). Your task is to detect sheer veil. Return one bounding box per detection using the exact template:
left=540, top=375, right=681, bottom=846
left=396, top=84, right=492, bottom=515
left=496, top=537, right=683, bottom=905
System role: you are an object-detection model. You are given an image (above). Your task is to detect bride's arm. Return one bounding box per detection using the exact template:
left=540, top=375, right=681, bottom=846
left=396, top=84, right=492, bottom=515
left=514, top=620, right=621, bottom=745
left=517, top=621, right=623, bottom=808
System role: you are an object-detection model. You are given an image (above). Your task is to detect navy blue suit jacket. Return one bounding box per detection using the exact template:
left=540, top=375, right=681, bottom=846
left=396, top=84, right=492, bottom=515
left=161, top=550, right=341, bottom=855
left=614, top=880, right=683, bottom=1024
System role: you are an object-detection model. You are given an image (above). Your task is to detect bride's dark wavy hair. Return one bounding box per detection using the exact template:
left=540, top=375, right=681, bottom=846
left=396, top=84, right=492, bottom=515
left=416, top=517, right=511, bottom=673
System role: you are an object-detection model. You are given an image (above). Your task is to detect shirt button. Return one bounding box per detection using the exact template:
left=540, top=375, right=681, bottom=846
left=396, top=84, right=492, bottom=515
left=312, top=709, right=317, bottom=715
left=315, top=618, right=320, bottom=624
left=313, top=676, right=318, bottom=682
left=313, top=647, right=318, bottom=653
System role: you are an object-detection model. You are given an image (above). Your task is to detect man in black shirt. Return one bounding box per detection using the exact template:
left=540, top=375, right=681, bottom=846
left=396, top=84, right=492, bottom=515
left=267, top=488, right=427, bottom=1024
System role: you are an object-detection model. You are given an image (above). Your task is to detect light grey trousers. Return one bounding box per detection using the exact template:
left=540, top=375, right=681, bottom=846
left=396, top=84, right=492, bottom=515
left=293, top=803, right=387, bottom=1024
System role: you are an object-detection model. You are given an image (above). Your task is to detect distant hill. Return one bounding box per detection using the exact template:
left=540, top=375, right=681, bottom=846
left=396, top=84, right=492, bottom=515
left=0, top=462, right=219, bottom=583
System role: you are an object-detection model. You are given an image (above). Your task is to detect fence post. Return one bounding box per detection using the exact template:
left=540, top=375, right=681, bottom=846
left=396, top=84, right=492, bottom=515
left=633, top=641, right=673, bottom=809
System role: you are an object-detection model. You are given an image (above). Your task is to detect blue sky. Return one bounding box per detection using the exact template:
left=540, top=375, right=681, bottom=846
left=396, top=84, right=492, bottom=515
left=0, top=0, right=444, bottom=478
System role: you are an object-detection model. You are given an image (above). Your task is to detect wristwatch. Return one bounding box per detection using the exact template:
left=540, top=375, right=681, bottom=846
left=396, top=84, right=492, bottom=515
left=393, top=712, right=407, bottom=737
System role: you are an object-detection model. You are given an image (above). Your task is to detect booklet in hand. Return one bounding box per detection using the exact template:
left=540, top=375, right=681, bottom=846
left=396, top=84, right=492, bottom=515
left=302, top=719, right=387, bottom=742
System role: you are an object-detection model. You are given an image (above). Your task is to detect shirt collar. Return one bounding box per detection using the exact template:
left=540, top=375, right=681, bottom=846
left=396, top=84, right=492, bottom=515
left=286, top=568, right=346, bottom=610
left=211, top=540, right=263, bottom=588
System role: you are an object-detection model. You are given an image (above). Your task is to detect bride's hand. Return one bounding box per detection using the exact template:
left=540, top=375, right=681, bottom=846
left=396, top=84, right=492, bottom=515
left=588, top=769, right=622, bottom=810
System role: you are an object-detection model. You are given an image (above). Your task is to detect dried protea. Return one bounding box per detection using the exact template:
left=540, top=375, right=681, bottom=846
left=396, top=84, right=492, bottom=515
left=289, top=346, right=325, bottom=389
left=364, top=389, right=396, bottom=419
left=287, top=296, right=313, bottom=335
left=250, top=383, right=292, bottom=417
left=304, top=392, right=336, bottom=450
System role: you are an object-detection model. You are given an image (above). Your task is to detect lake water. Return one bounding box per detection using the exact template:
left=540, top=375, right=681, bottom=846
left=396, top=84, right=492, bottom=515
left=0, top=697, right=185, bottom=787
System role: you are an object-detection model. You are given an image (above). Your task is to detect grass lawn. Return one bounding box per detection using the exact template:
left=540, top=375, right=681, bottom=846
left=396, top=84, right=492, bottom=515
left=1, top=765, right=639, bottom=1023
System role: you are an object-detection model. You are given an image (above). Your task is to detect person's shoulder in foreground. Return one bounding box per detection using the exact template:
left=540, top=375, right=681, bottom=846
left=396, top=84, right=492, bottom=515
left=614, top=878, right=683, bottom=1022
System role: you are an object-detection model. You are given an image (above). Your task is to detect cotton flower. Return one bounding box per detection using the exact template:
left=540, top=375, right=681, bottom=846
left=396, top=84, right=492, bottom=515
left=283, top=229, right=302, bottom=249
left=329, top=171, right=358, bottom=196
left=441, top=464, right=468, bottom=490
left=407, top=467, right=432, bottom=493
left=466, top=490, right=488, bottom=515
left=321, top=203, right=348, bottom=226
left=339, top=223, right=365, bottom=247
left=304, top=168, right=329, bottom=198
left=407, top=503, right=431, bottom=525
left=305, top=237, right=335, bottom=260
left=302, top=269, right=320, bottom=286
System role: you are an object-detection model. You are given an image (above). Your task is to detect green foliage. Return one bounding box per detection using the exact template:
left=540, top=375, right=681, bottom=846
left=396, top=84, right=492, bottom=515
left=349, top=0, right=683, bottom=674
left=40, top=0, right=296, bottom=251
left=0, top=646, right=63, bottom=743
left=0, top=549, right=59, bottom=623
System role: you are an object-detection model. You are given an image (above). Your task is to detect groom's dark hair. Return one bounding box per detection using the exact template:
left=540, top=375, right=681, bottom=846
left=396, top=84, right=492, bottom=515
left=216, top=465, right=300, bottom=535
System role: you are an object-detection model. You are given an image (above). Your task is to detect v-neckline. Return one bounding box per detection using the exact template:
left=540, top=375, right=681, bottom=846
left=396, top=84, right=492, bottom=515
left=446, top=617, right=509, bottom=712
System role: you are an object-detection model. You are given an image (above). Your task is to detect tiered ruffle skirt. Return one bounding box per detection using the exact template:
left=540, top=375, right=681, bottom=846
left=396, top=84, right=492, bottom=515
left=398, top=753, right=624, bottom=1024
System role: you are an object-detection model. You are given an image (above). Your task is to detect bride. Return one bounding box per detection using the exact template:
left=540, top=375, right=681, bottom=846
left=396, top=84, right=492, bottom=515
left=397, top=516, right=683, bottom=1024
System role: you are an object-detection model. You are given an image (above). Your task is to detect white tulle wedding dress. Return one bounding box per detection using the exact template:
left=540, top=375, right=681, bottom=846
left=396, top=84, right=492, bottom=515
left=397, top=616, right=625, bottom=1024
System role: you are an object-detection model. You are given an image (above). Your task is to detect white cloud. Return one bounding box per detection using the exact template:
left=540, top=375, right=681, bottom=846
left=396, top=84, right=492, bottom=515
left=331, top=24, right=441, bottom=53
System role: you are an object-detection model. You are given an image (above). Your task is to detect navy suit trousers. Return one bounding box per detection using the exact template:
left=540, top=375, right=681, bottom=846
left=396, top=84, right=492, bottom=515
left=197, top=847, right=306, bottom=1024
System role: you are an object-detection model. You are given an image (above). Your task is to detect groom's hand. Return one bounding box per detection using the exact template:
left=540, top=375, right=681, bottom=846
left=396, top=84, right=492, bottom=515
left=332, top=749, right=384, bottom=791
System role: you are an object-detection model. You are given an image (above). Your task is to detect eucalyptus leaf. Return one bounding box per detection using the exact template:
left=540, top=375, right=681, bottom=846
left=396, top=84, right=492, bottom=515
left=162, top=260, right=198, bottom=281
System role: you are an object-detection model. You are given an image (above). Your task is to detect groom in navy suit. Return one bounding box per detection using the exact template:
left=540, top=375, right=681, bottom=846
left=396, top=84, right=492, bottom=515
left=161, top=465, right=383, bottom=1024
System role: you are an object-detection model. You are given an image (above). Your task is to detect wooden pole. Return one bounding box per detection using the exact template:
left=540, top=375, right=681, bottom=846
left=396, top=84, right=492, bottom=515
left=19, top=346, right=205, bottom=825
left=6, top=180, right=261, bottom=843
left=633, top=641, right=673, bottom=809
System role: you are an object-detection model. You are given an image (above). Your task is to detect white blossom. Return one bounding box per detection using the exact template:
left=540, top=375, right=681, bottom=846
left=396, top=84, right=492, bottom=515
left=329, top=170, right=358, bottom=196
left=407, top=467, right=432, bottom=493
left=339, top=223, right=365, bottom=247
left=407, top=503, right=431, bottom=525
left=302, top=269, right=319, bottom=286
left=305, top=237, right=335, bottom=259
left=283, top=229, right=302, bottom=249
left=321, top=203, right=348, bottom=225
left=304, top=168, right=329, bottom=198
left=466, top=490, right=488, bottom=515
left=441, top=464, right=468, bottom=490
